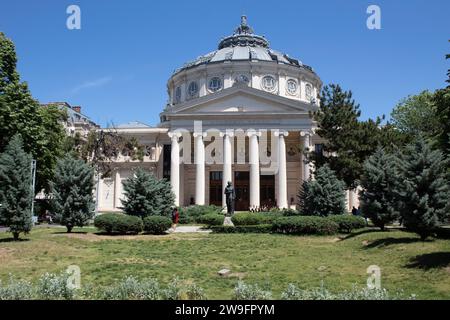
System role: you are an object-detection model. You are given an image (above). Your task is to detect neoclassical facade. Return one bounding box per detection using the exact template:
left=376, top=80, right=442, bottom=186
left=97, top=17, right=360, bottom=212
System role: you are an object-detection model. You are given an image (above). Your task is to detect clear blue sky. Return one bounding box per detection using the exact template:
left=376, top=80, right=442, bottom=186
left=1, top=0, right=449, bottom=127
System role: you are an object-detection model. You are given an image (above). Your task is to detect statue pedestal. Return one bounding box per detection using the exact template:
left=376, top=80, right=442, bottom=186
left=223, top=216, right=234, bottom=227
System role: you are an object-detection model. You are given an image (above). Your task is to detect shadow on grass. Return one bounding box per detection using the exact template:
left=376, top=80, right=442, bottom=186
left=0, top=237, right=30, bottom=243
left=364, top=237, right=428, bottom=249
left=405, top=252, right=450, bottom=270
left=340, top=228, right=381, bottom=240
left=52, top=231, right=88, bottom=235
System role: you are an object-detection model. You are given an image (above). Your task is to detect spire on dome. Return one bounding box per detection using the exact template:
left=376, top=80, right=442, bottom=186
left=234, top=15, right=254, bottom=35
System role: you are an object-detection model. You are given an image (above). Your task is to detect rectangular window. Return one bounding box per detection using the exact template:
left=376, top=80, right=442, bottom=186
left=315, top=144, right=323, bottom=157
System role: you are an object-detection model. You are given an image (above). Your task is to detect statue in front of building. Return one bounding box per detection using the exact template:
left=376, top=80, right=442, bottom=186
left=224, top=181, right=235, bottom=216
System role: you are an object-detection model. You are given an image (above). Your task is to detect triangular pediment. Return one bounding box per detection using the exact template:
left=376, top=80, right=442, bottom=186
left=168, top=86, right=315, bottom=115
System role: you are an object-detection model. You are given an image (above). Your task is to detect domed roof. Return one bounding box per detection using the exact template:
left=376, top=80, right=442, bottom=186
left=173, top=16, right=314, bottom=75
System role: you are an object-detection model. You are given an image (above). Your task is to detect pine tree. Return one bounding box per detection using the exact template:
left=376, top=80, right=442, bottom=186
left=396, top=138, right=450, bottom=240
left=311, top=84, right=383, bottom=189
left=50, top=156, right=95, bottom=232
left=0, top=134, right=33, bottom=240
left=298, top=165, right=346, bottom=216
left=121, top=168, right=175, bottom=218
left=360, top=147, right=400, bottom=231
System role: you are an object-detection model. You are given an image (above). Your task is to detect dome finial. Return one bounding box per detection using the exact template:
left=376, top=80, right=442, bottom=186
left=234, top=15, right=253, bottom=35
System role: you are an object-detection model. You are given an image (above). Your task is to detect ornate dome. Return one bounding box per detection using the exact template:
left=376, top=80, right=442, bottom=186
left=173, top=16, right=314, bottom=75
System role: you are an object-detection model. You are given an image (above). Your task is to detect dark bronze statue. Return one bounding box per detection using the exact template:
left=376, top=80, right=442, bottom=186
left=224, top=181, right=235, bottom=216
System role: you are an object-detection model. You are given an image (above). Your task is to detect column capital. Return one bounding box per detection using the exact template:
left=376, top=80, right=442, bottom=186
left=247, top=129, right=262, bottom=138
left=219, top=130, right=234, bottom=138
left=299, top=130, right=312, bottom=137
left=274, top=130, right=289, bottom=137
left=168, top=131, right=182, bottom=140
left=193, top=132, right=207, bottom=138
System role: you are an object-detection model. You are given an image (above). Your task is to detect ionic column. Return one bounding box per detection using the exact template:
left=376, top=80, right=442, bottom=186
left=114, top=170, right=121, bottom=209
left=300, top=131, right=312, bottom=181
left=193, top=132, right=206, bottom=205
left=220, top=131, right=233, bottom=209
left=168, top=132, right=181, bottom=206
left=248, top=130, right=261, bottom=209
left=275, top=131, right=289, bottom=209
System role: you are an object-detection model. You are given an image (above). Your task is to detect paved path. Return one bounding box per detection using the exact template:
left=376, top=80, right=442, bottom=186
left=171, top=226, right=211, bottom=233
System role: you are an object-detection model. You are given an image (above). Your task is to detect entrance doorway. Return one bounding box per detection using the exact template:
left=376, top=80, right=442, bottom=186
left=260, top=175, right=275, bottom=209
left=234, top=171, right=249, bottom=211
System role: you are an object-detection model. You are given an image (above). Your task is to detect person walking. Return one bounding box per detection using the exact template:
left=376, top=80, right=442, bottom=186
left=171, top=207, right=179, bottom=232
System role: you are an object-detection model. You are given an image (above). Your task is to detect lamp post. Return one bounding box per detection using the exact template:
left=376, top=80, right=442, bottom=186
left=30, top=159, right=37, bottom=223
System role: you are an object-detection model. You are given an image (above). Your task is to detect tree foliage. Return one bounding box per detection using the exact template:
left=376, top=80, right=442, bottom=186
left=360, top=147, right=400, bottom=230
left=298, top=165, right=346, bottom=216
left=50, top=156, right=95, bottom=232
left=121, top=168, right=174, bottom=218
left=395, top=138, right=450, bottom=240
left=310, top=84, right=388, bottom=189
left=66, top=129, right=144, bottom=178
left=0, top=32, right=66, bottom=193
left=0, top=134, right=33, bottom=240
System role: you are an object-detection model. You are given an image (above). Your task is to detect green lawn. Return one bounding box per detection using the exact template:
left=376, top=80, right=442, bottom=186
left=0, top=226, right=449, bottom=299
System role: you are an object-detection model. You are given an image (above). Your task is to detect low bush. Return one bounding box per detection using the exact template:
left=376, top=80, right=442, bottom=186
left=231, top=212, right=280, bottom=226
left=269, top=208, right=301, bottom=216
left=143, top=216, right=172, bottom=234
left=234, top=281, right=272, bottom=300
left=327, top=215, right=366, bottom=233
left=281, top=283, right=416, bottom=300
left=196, top=213, right=224, bottom=226
left=94, top=213, right=143, bottom=235
left=184, top=205, right=222, bottom=217
left=272, top=216, right=338, bottom=235
left=211, top=225, right=272, bottom=233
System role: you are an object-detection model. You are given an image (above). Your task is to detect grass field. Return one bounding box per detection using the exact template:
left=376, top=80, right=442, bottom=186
left=0, top=226, right=449, bottom=299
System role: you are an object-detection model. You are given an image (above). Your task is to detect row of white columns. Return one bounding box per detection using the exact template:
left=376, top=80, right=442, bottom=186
left=168, top=130, right=312, bottom=209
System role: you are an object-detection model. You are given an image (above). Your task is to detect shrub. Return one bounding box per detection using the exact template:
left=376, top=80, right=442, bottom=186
left=94, top=213, right=143, bottom=235
left=143, top=216, right=172, bottom=234
left=101, top=276, right=161, bottom=300
left=298, top=165, right=346, bottom=216
left=196, top=213, right=224, bottom=226
left=281, top=283, right=416, bottom=300
left=36, top=272, right=76, bottom=300
left=272, top=216, right=338, bottom=235
left=121, top=168, right=174, bottom=218
left=231, top=212, right=280, bottom=226
left=327, top=215, right=366, bottom=233
left=211, top=225, right=272, bottom=233
left=184, top=205, right=222, bottom=218
left=0, top=276, right=34, bottom=300
left=234, top=281, right=272, bottom=300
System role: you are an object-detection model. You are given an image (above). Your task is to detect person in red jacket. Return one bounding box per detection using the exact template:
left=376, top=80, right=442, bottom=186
left=171, top=207, right=179, bottom=231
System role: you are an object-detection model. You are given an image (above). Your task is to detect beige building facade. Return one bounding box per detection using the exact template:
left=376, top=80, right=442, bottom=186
left=96, top=17, right=359, bottom=212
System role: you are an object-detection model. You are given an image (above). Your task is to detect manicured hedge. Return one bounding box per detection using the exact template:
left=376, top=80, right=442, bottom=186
left=94, top=213, right=143, bottom=235
left=143, top=216, right=172, bottom=234
left=179, top=205, right=223, bottom=224
left=231, top=212, right=281, bottom=226
left=211, top=224, right=272, bottom=233
left=327, top=215, right=366, bottom=233
left=196, top=213, right=224, bottom=226
left=272, top=216, right=339, bottom=235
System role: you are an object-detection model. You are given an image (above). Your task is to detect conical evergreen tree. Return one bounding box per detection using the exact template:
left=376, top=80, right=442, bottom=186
left=360, top=147, right=400, bottom=230
left=396, top=138, right=450, bottom=240
left=0, top=134, right=33, bottom=240
left=50, top=156, right=95, bottom=232
left=121, top=168, right=175, bottom=218
left=298, top=165, right=346, bottom=216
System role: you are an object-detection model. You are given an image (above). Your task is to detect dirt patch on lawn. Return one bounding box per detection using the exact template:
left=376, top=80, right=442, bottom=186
left=0, top=247, right=16, bottom=259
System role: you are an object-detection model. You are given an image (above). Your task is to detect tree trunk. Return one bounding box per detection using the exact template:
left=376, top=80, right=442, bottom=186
left=67, top=226, right=73, bottom=233
left=13, top=232, right=19, bottom=241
